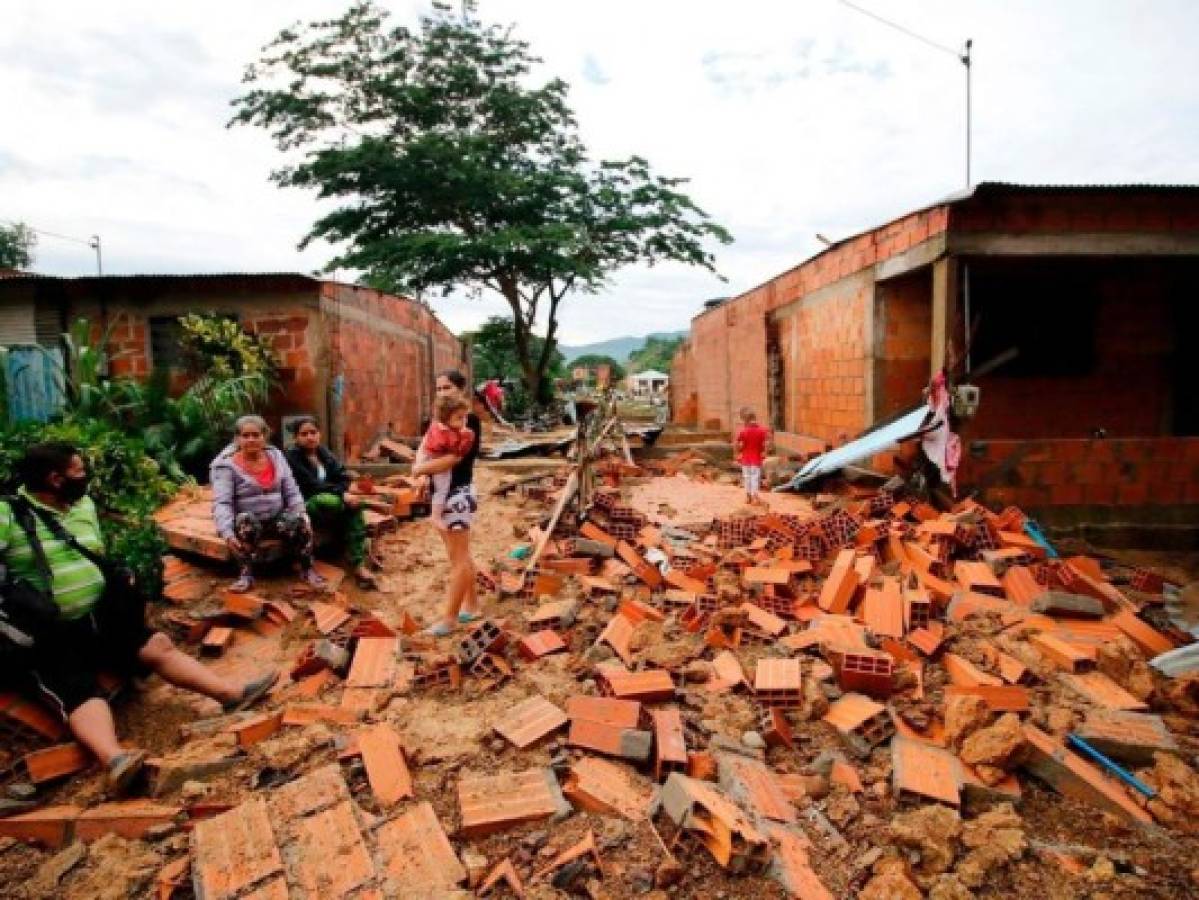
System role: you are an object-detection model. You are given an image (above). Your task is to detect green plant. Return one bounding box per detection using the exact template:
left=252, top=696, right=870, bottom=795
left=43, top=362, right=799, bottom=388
left=0, top=418, right=177, bottom=592
left=179, top=314, right=278, bottom=381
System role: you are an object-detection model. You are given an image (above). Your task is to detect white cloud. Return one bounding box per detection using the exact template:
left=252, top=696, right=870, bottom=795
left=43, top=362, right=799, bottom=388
left=3, top=0, right=1199, bottom=344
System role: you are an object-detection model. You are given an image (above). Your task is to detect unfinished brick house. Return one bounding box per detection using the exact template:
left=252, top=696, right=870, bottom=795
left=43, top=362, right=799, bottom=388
left=671, top=183, right=1199, bottom=534
left=0, top=273, right=466, bottom=458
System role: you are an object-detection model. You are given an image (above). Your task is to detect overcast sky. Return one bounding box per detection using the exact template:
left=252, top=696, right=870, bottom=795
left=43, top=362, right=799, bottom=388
left=4, top=1, right=1198, bottom=343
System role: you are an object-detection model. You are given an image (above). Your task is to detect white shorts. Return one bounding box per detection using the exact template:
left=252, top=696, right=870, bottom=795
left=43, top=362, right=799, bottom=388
left=741, top=466, right=762, bottom=495
left=432, top=484, right=478, bottom=532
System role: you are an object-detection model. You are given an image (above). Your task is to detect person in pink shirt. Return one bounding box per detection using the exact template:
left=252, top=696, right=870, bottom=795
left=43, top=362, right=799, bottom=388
left=733, top=406, right=771, bottom=505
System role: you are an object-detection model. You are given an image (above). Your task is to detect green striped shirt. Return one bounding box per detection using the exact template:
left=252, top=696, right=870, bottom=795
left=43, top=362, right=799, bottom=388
left=0, top=488, right=106, bottom=620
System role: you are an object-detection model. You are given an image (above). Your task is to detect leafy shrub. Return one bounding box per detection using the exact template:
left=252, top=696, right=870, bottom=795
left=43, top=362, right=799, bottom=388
left=0, top=419, right=175, bottom=595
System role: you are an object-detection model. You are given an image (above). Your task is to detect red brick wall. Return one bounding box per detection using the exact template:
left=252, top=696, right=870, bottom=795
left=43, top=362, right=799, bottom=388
left=318, top=282, right=464, bottom=458
left=775, top=277, right=871, bottom=448
left=67, top=276, right=463, bottom=461
left=966, top=437, right=1199, bottom=508
left=873, top=271, right=932, bottom=422
left=669, top=340, right=698, bottom=425
left=680, top=206, right=949, bottom=434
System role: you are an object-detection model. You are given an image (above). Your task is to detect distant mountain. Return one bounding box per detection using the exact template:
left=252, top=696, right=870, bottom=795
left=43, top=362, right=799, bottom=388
left=560, top=330, right=687, bottom=364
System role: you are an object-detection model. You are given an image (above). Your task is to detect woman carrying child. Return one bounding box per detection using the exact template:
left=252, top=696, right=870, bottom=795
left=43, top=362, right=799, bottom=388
left=412, top=370, right=483, bottom=636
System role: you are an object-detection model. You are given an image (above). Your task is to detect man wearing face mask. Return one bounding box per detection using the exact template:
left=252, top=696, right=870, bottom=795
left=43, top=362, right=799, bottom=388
left=0, top=443, right=277, bottom=796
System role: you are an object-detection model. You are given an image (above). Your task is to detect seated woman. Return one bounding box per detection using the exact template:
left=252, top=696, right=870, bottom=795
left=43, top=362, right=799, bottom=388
left=284, top=416, right=378, bottom=589
left=210, top=415, right=326, bottom=593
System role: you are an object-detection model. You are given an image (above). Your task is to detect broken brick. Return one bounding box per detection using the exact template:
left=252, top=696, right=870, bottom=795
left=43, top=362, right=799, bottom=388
left=753, top=658, right=802, bottom=708
left=861, top=580, right=905, bottom=639
left=478, top=858, right=524, bottom=898
left=201, top=626, right=235, bottom=655
left=373, top=801, right=467, bottom=896
left=944, top=685, right=1031, bottom=712
left=280, top=703, right=362, bottom=727
left=458, top=768, right=570, bottom=837
left=0, top=805, right=80, bottom=849
left=954, top=560, right=1004, bottom=597
left=222, top=590, right=265, bottom=621
left=598, top=613, right=636, bottom=666
left=20, top=742, right=91, bottom=784
left=891, top=735, right=961, bottom=806
left=346, top=636, right=398, bottom=688
left=1109, top=609, right=1175, bottom=658
left=1021, top=724, right=1153, bottom=824
left=760, top=707, right=794, bottom=749
left=943, top=653, right=1004, bottom=687
left=598, top=668, right=675, bottom=702
left=1075, top=711, right=1180, bottom=765
left=1030, top=633, right=1094, bottom=672
left=357, top=723, right=413, bottom=806
left=717, top=752, right=796, bottom=824
left=309, top=601, right=351, bottom=635
left=518, top=629, right=568, bottom=661
left=823, top=693, right=894, bottom=757
left=494, top=695, right=569, bottom=749
left=564, top=756, right=654, bottom=819
left=568, top=718, right=653, bottom=763
left=651, top=707, right=688, bottom=783
left=1060, top=671, right=1149, bottom=711
left=817, top=549, right=859, bottom=613
left=75, top=800, right=181, bottom=842
left=228, top=711, right=283, bottom=748
left=191, top=798, right=284, bottom=899
left=658, top=773, right=771, bottom=873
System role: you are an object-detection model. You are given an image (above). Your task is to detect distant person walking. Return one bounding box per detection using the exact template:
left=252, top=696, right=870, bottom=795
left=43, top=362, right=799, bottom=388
left=734, top=406, right=771, bottom=505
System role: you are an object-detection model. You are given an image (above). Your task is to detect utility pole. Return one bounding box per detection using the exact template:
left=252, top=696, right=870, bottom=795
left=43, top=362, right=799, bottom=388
left=963, top=39, right=972, bottom=188
left=89, top=234, right=102, bottom=275
left=840, top=1, right=974, bottom=187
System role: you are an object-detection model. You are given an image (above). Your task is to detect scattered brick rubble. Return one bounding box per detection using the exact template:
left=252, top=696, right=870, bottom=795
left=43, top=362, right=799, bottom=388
left=2, top=445, right=1199, bottom=897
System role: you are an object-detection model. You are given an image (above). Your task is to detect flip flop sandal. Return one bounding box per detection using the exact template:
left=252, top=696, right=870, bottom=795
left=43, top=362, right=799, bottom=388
left=222, top=669, right=281, bottom=714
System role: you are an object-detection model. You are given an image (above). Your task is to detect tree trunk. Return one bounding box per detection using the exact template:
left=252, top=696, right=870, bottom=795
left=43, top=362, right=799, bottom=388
left=499, top=276, right=542, bottom=402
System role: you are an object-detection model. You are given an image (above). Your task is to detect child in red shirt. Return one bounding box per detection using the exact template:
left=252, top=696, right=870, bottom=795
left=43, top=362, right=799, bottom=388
left=734, top=406, right=771, bottom=505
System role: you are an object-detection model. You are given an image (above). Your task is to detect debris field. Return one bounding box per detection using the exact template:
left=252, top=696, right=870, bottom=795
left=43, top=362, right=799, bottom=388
left=1, top=449, right=1198, bottom=899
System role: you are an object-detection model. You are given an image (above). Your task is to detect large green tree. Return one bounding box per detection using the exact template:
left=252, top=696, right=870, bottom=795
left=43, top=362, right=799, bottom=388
left=0, top=222, right=36, bottom=269
left=231, top=1, right=729, bottom=400
left=466, top=316, right=564, bottom=408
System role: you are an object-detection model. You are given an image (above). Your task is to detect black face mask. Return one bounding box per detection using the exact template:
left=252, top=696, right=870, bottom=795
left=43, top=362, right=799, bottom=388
left=58, top=475, right=89, bottom=503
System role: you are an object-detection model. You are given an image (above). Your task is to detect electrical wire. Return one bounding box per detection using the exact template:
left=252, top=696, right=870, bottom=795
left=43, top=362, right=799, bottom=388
left=0, top=219, right=95, bottom=247
left=838, top=0, right=964, bottom=61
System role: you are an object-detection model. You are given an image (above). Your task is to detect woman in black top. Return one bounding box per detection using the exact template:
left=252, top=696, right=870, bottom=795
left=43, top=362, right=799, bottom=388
left=411, top=370, right=482, bottom=634
left=285, top=416, right=378, bottom=589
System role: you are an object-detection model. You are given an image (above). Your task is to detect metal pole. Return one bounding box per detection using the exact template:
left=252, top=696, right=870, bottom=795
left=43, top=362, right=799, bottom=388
left=963, top=39, right=972, bottom=187
left=89, top=235, right=102, bottom=275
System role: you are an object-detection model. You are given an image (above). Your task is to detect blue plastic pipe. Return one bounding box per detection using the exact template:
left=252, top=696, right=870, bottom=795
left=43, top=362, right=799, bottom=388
left=1066, top=733, right=1156, bottom=799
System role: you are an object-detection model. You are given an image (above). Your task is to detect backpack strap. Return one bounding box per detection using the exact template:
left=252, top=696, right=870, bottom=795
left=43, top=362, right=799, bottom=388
left=2, top=495, right=56, bottom=591
left=22, top=502, right=107, bottom=570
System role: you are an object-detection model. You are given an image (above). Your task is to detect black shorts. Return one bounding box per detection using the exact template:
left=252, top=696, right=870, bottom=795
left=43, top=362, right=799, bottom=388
left=25, top=609, right=154, bottom=719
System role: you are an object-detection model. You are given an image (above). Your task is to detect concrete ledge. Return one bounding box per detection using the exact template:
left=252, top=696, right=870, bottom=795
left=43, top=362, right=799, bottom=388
left=1029, top=504, right=1199, bottom=550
